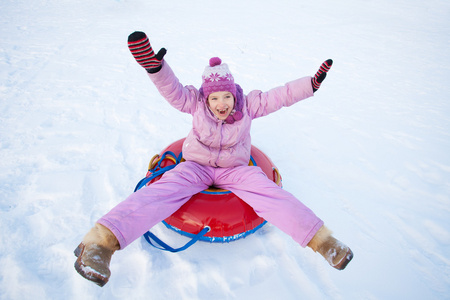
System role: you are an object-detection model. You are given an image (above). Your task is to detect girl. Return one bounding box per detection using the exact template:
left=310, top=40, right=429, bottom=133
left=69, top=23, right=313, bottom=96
left=74, top=32, right=353, bottom=287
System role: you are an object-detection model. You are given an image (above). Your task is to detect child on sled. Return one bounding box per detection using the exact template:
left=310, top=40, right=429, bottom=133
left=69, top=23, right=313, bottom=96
left=74, top=31, right=353, bottom=286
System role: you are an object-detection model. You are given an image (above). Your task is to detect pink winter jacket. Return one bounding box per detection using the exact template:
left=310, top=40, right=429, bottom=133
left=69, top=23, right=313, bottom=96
left=148, top=60, right=314, bottom=168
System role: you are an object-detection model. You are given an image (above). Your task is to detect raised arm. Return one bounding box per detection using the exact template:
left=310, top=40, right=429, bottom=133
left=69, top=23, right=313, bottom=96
left=127, top=31, right=200, bottom=114
left=247, top=59, right=333, bottom=119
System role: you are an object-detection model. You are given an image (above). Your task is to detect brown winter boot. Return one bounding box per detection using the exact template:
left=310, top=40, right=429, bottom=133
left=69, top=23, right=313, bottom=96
left=74, top=223, right=120, bottom=287
left=308, top=226, right=353, bottom=270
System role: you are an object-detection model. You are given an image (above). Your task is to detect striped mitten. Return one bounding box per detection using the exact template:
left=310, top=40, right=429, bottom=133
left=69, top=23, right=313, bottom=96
left=311, top=59, right=333, bottom=92
left=128, top=31, right=167, bottom=73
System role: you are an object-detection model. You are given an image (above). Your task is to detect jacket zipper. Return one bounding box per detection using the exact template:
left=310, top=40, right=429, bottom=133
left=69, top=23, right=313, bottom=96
left=214, top=120, right=224, bottom=167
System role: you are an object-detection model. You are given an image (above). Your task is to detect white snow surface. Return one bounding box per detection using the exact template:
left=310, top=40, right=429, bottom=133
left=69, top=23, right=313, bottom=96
left=1, top=0, right=450, bottom=299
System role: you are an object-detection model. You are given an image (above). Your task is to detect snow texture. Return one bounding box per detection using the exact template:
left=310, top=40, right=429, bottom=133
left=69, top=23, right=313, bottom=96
left=1, top=0, right=449, bottom=299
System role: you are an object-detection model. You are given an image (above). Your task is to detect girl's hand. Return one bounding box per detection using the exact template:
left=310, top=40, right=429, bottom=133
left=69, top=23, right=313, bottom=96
left=128, top=31, right=167, bottom=73
left=311, top=59, right=333, bottom=92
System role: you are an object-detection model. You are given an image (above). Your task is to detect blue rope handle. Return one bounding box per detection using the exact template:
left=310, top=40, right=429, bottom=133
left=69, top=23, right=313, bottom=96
left=143, top=226, right=211, bottom=252
left=136, top=150, right=210, bottom=252
left=134, top=164, right=177, bottom=192
left=134, top=151, right=182, bottom=192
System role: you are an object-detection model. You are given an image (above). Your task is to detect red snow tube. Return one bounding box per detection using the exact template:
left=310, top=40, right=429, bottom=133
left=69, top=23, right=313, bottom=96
left=135, top=138, right=282, bottom=246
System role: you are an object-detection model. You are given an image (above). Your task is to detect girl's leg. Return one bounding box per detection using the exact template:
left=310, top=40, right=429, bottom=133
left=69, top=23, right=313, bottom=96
left=214, top=166, right=323, bottom=247
left=75, top=161, right=213, bottom=285
left=97, top=161, right=214, bottom=249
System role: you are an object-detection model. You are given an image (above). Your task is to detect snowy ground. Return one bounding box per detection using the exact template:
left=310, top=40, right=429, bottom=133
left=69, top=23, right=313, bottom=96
left=1, top=0, right=450, bottom=299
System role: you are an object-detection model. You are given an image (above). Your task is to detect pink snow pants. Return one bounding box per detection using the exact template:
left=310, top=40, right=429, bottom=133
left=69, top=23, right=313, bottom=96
left=98, top=161, right=323, bottom=250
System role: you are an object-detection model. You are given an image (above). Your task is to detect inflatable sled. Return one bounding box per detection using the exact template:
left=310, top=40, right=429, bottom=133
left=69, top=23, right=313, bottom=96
left=134, top=138, right=282, bottom=252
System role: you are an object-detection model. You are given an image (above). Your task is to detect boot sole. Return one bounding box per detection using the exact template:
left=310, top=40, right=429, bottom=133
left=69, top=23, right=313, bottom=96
left=334, top=248, right=354, bottom=270
left=74, top=243, right=109, bottom=287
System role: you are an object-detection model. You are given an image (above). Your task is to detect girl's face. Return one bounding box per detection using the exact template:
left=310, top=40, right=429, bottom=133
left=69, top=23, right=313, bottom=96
left=207, top=91, right=235, bottom=120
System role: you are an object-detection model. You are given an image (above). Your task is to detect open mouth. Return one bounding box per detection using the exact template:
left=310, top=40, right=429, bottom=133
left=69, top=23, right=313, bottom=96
left=217, top=108, right=229, bottom=116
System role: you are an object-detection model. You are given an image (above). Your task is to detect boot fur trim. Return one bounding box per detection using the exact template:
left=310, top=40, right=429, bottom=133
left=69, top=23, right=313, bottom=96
left=307, top=225, right=333, bottom=252
left=82, top=223, right=120, bottom=250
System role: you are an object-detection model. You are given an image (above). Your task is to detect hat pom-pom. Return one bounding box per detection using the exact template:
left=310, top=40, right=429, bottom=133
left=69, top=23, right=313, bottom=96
left=209, top=57, right=222, bottom=67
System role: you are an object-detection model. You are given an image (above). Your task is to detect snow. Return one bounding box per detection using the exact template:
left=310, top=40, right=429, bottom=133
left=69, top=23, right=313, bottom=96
left=1, top=0, right=449, bottom=299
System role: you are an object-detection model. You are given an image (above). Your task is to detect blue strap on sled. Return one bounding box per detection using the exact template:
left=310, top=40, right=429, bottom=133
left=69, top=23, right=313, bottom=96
left=135, top=150, right=208, bottom=252
left=143, top=226, right=211, bottom=253
left=134, top=151, right=181, bottom=192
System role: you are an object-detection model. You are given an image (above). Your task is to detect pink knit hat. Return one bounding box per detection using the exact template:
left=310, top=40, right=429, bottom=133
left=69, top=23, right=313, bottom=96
left=201, top=57, right=236, bottom=100
left=200, top=57, right=243, bottom=123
